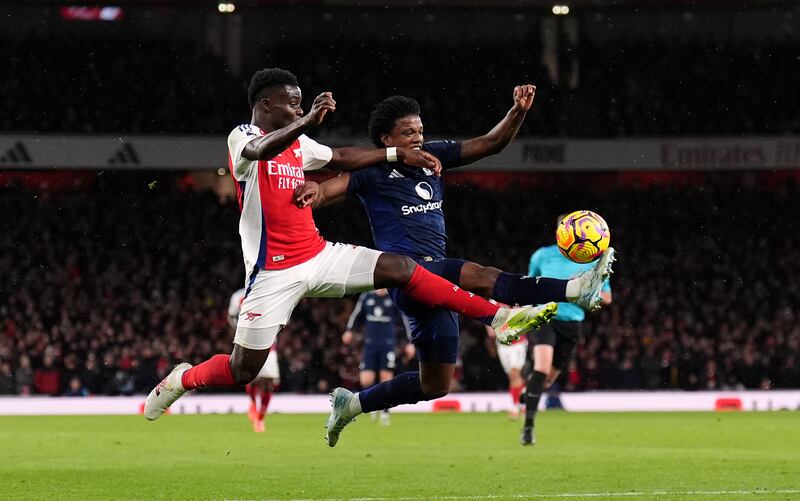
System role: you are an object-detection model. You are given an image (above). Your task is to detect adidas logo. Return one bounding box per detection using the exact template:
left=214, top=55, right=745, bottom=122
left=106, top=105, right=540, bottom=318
left=0, top=141, right=32, bottom=164
left=388, top=169, right=404, bottom=179
left=107, top=142, right=140, bottom=165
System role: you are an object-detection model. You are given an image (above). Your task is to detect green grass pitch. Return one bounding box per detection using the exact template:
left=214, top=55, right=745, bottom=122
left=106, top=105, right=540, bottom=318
left=2, top=411, right=799, bottom=500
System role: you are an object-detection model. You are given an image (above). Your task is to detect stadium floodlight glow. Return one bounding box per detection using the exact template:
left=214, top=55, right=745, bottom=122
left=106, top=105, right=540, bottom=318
left=552, top=5, right=570, bottom=15
left=218, top=3, right=235, bottom=13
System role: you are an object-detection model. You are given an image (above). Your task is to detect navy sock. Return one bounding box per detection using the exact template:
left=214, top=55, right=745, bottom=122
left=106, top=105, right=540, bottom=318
left=492, top=272, right=567, bottom=306
left=358, top=371, right=426, bottom=413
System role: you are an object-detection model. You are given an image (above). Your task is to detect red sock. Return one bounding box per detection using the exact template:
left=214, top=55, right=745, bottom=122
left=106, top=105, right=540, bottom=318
left=403, top=266, right=499, bottom=325
left=258, top=389, right=272, bottom=420
left=245, top=383, right=257, bottom=403
left=181, top=354, right=236, bottom=390
left=510, top=384, right=523, bottom=406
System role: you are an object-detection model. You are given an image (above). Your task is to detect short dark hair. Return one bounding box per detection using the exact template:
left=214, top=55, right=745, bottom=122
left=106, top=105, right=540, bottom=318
left=368, top=96, right=421, bottom=147
left=247, top=68, right=299, bottom=108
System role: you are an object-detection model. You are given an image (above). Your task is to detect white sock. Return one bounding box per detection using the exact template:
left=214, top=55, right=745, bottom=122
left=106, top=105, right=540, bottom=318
left=565, top=279, right=579, bottom=300
left=490, top=305, right=507, bottom=328
left=347, top=392, right=363, bottom=416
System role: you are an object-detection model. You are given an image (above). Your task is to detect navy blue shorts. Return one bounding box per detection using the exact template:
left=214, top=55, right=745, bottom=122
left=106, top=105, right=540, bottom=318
left=360, top=344, right=396, bottom=372
left=390, top=257, right=466, bottom=364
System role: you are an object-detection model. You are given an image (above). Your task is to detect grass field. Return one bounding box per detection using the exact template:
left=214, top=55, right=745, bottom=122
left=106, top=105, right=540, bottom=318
left=2, top=411, right=799, bottom=501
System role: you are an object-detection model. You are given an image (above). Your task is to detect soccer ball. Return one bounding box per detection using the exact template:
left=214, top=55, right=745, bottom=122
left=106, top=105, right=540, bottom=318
left=556, top=210, right=611, bottom=263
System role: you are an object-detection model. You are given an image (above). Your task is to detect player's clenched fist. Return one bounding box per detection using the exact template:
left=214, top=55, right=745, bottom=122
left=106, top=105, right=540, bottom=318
left=512, top=84, right=536, bottom=112
left=399, top=148, right=443, bottom=176
left=303, top=92, right=336, bottom=126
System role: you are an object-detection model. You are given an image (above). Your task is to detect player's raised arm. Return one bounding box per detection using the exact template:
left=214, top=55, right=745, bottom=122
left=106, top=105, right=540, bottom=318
left=457, top=84, right=536, bottom=166
left=243, top=91, right=336, bottom=162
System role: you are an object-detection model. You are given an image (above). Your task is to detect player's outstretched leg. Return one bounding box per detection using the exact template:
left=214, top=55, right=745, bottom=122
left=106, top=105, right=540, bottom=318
left=473, top=247, right=615, bottom=310
left=377, top=254, right=556, bottom=343
left=567, top=247, right=616, bottom=311
left=144, top=363, right=193, bottom=420
left=145, top=346, right=267, bottom=420
left=324, top=299, right=555, bottom=448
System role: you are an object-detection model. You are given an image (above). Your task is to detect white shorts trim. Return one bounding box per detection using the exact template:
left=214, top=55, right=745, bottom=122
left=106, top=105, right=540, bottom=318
left=256, top=349, right=280, bottom=380
left=234, top=325, right=280, bottom=351
left=498, top=340, right=529, bottom=374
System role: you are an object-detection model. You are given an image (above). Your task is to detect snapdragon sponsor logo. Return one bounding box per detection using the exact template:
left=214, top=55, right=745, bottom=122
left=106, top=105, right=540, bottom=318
left=401, top=200, right=443, bottom=216
left=402, top=181, right=441, bottom=215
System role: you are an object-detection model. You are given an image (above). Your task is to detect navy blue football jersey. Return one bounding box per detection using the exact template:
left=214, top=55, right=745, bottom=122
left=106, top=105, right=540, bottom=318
left=347, top=141, right=462, bottom=260
left=346, top=292, right=411, bottom=347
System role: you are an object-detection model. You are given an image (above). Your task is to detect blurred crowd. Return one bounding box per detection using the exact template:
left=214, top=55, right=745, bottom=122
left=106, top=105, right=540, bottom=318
left=0, top=35, right=242, bottom=134
left=1, top=33, right=798, bottom=137
left=1, top=170, right=799, bottom=396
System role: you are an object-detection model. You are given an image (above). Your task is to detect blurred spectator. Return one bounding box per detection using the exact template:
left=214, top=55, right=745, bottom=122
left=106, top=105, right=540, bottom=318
left=563, top=360, right=581, bottom=392
left=34, top=355, right=60, bottom=396
left=640, top=346, right=662, bottom=389
left=82, top=356, right=103, bottom=395
left=63, top=377, right=89, bottom=397
left=15, top=355, right=35, bottom=395
left=0, top=361, right=15, bottom=394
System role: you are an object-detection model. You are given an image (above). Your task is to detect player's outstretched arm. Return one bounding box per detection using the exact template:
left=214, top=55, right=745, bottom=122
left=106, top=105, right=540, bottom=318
left=327, top=147, right=441, bottom=174
left=458, top=84, right=536, bottom=166
left=243, top=92, right=336, bottom=161
left=294, top=174, right=350, bottom=209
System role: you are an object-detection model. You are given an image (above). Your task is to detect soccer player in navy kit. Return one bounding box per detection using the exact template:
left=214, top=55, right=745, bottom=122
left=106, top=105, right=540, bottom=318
left=343, top=288, right=412, bottom=425
left=296, top=86, right=616, bottom=446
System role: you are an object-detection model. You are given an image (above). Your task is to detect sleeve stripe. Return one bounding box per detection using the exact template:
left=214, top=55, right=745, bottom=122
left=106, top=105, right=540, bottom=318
left=400, top=314, right=413, bottom=341
left=346, top=293, right=366, bottom=330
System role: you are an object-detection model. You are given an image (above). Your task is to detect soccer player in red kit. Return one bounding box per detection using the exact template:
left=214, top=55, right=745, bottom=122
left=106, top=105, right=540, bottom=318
left=143, top=69, right=557, bottom=442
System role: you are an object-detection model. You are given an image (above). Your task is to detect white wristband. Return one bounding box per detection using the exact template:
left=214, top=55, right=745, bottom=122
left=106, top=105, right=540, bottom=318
left=386, top=147, right=398, bottom=163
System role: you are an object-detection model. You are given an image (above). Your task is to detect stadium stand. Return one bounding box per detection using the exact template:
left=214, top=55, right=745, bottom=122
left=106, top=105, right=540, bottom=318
left=2, top=171, right=798, bottom=395
left=1, top=32, right=798, bottom=137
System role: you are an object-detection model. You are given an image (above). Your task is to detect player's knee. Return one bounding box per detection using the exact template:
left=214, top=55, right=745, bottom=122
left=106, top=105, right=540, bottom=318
left=394, top=255, right=417, bottom=284
left=422, top=387, right=449, bottom=400
left=476, top=266, right=501, bottom=295
left=420, top=379, right=450, bottom=400
left=229, top=359, right=260, bottom=385
left=376, top=253, right=417, bottom=287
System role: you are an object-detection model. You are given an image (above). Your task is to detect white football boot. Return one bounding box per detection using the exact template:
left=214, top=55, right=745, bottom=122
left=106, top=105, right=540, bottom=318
left=325, top=387, right=360, bottom=447
left=570, top=247, right=616, bottom=311
left=493, top=302, right=558, bottom=346
left=144, top=363, right=192, bottom=421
